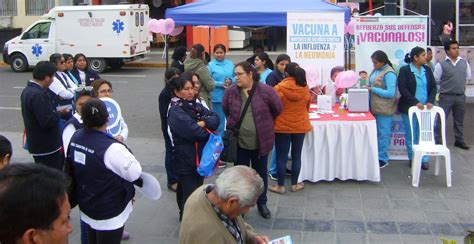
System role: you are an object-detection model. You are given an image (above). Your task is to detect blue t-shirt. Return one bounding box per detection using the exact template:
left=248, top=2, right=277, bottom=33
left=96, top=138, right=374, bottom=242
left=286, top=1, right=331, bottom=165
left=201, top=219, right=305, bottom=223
left=409, top=63, right=428, bottom=104
left=369, top=64, right=397, bottom=99
left=259, top=68, right=272, bottom=83
left=208, top=59, right=234, bottom=103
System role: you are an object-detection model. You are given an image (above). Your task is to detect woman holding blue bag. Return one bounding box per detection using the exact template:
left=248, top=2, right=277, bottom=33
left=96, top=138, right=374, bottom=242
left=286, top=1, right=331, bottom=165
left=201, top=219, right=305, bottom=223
left=168, top=75, right=220, bottom=221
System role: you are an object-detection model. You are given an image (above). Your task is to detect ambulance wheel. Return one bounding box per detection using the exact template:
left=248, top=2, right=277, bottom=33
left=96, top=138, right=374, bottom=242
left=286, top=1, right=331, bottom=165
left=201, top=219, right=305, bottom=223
left=89, top=58, right=107, bottom=73
left=10, top=53, right=28, bottom=72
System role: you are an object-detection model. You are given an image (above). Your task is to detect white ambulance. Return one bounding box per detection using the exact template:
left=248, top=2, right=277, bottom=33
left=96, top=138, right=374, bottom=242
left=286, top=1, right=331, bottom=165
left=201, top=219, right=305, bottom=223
left=3, top=4, right=150, bottom=73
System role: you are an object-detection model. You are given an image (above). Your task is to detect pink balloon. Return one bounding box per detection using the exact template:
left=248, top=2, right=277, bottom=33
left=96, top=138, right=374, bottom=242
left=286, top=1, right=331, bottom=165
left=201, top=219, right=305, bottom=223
left=304, top=66, right=320, bottom=87
left=169, top=26, right=184, bottom=36
left=335, top=72, right=343, bottom=86
left=335, top=70, right=358, bottom=89
left=148, top=19, right=160, bottom=33
left=347, top=19, right=355, bottom=35
left=163, top=18, right=175, bottom=35
left=156, top=19, right=165, bottom=33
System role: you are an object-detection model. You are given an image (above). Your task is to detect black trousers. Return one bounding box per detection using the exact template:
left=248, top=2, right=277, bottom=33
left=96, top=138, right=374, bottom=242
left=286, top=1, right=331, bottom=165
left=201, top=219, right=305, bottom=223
left=176, top=172, right=204, bottom=220
left=235, top=147, right=269, bottom=205
left=438, top=94, right=466, bottom=143
left=87, top=226, right=124, bottom=244
left=33, top=150, right=64, bottom=171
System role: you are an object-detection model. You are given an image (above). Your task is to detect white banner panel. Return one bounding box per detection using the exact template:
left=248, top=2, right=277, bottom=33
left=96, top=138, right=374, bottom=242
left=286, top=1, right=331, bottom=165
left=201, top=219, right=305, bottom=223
left=287, top=12, right=345, bottom=86
left=354, top=16, right=428, bottom=75
left=389, top=114, right=409, bottom=160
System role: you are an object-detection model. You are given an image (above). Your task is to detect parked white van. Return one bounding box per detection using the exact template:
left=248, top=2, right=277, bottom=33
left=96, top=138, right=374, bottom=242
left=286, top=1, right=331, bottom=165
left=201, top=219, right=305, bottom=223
left=3, top=4, right=150, bottom=73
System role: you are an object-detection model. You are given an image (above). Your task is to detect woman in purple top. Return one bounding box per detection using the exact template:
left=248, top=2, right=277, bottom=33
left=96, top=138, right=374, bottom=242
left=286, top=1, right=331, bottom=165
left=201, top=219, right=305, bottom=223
left=222, top=61, right=283, bottom=219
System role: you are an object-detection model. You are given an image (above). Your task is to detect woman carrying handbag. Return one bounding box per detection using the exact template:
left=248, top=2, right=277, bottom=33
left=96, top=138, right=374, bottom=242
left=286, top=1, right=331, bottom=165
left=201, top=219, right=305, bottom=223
left=222, top=61, right=283, bottom=219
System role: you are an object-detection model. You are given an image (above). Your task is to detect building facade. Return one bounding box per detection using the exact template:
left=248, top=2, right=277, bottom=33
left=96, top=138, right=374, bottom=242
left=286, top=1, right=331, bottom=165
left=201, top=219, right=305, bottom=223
left=0, top=0, right=95, bottom=30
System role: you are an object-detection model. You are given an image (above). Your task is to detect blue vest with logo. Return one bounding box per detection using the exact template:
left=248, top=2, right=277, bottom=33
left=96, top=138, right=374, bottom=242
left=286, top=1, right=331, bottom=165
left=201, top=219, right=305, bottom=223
left=48, top=73, right=74, bottom=108
left=65, top=116, right=82, bottom=130
left=68, top=128, right=135, bottom=220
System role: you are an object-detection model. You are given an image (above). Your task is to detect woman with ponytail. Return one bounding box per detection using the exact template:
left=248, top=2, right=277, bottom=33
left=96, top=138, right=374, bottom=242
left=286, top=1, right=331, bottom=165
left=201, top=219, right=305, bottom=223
left=68, top=98, right=142, bottom=244
left=367, top=50, right=398, bottom=169
left=397, top=46, right=437, bottom=170
left=184, top=44, right=215, bottom=110
left=269, top=63, right=311, bottom=194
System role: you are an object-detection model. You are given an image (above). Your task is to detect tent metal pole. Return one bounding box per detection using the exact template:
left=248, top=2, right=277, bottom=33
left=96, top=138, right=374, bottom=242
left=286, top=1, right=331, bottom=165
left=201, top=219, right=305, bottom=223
left=348, top=40, right=351, bottom=70
left=165, top=34, right=169, bottom=69
left=209, top=26, right=212, bottom=58
left=345, top=34, right=349, bottom=70
left=369, top=0, right=373, bottom=15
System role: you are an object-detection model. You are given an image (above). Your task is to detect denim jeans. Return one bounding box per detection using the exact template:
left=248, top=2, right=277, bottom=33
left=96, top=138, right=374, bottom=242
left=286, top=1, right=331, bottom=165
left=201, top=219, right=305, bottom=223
left=235, top=147, right=269, bottom=204
left=275, top=133, right=305, bottom=186
left=212, top=102, right=226, bottom=136
left=268, top=146, right=277, bottom=175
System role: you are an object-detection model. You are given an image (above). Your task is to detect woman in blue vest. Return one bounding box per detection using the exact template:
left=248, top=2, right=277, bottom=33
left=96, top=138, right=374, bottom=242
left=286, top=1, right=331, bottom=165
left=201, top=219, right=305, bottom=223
left=68, top=98, right=142, bottom=244
left=255, top=52, right=274, bottom=83
left=63, top=88, right=95, bottom=153
left=71, top=53, right=101, bottom=86
left=62, top=88, right=94, bottom=244
left=63, top=53, right=80, bottom=85
left=208, top=44, right=234, bottom=136
left=49, top=53, right=77, bottom=121
left=398, top=47, right=437, bottom=170
left=167, top=75, right=220, bottom=221
left=367, top=50, right=398, bottom=168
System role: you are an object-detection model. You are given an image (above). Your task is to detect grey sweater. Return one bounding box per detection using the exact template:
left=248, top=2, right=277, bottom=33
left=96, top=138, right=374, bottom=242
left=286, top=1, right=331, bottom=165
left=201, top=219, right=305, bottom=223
left=438, top=59, right=468, bottom=95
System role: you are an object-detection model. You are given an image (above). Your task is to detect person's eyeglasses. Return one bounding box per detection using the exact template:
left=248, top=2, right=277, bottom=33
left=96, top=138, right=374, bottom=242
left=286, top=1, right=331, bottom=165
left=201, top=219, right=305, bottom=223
left=234, top=72, right=246, bottom=77
left=59, top=60, right=66, bottom=64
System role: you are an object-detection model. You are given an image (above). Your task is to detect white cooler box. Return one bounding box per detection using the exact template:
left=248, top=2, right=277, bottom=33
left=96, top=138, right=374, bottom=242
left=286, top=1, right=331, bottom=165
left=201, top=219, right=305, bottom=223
left=228, top=29, right=251, bottom=49
left=347, top=88, right=369, bottom=112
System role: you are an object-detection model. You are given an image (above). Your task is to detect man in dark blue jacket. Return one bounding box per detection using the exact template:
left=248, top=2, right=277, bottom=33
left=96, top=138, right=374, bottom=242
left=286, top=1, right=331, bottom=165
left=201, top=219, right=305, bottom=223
left=21, top=61, right=70, bottom=170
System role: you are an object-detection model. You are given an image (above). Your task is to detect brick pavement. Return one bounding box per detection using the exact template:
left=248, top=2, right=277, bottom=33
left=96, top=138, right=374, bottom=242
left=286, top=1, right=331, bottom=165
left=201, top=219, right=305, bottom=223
left=3, top=106, right=474, bottom=244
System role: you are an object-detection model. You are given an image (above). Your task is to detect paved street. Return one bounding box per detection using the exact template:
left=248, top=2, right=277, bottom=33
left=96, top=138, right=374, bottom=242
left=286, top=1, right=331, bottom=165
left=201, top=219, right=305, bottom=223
left=1, top=66, right=474, bottom=243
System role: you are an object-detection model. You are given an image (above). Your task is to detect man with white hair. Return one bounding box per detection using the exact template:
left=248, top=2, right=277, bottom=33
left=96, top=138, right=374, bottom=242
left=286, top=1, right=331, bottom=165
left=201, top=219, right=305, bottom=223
left=179, top=166, right=270, bottom=244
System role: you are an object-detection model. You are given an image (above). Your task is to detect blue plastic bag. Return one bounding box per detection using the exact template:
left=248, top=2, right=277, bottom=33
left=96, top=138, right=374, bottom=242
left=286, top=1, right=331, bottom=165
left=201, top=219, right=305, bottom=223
left=196, top=131, right=224, bottom=177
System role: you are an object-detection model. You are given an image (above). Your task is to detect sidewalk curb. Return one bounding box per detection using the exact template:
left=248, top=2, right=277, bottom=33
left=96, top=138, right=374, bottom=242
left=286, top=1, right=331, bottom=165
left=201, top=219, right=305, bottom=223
left=0, top=60, right=167, bottom=69
left=123, top=62, right=167, bottom=68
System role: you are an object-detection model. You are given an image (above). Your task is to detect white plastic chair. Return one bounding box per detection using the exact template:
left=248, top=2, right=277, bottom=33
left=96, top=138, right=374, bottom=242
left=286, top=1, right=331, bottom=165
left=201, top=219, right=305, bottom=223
left=408, top=105, right=451, bottom=187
